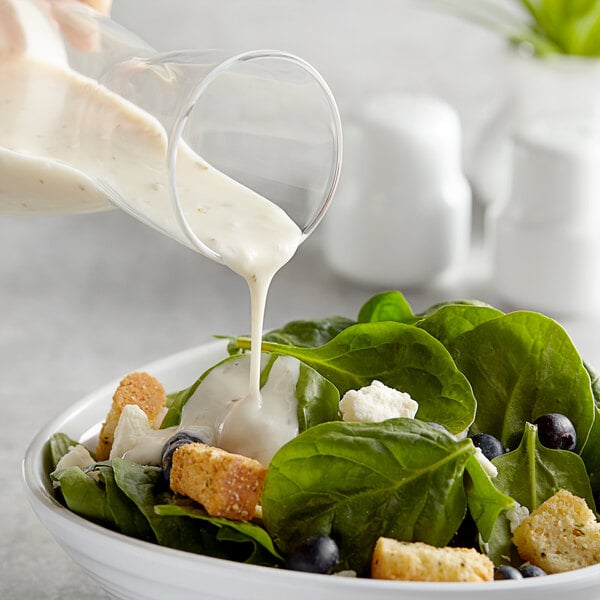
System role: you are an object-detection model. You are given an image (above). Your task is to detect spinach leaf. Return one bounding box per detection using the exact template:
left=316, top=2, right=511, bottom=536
left=486, top=513, right=521, bottom=567
left=110, top=458, right=234, bottom=557
left=261, top=418, right=476, bottom=574
left=492, top=422, right=595, bottom=512
left=486, top=421, right=595, bottom=564
left=262, top=316, right=355, bottom=348
left=49, top=433, right=82, bottom=469
left=295, top=362, right=340, bottom=431
left=417, top=304, right=504, bottom=347
left=448, top=311, right=595, bottom=450
left=236, top=322, right=476, bottom=434
left=94, top=464, right=155, bottom=541
left=581, top=364, right=600, bottom=501
left=155, top=503, right=283, bottom=565
left=357, top=290, right=417, bottom=324
left=419, top=298, right=500, bottom=317
left=464, top=455, right=515, bottom=542
left=51, top=466, right=115, bottom=528
left=226, top=316, right=355, bottom=356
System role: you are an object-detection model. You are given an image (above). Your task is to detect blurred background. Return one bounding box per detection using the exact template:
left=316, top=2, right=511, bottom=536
left=3, top=1, right=599, bottom=597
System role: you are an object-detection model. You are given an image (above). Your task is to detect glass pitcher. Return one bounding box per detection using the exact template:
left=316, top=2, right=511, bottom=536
left=0, top=0, right=342, bottom=263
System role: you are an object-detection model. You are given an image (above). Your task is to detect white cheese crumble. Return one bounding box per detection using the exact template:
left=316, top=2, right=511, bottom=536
left=109, top=404, right=172, bottom=465
left=54, top=444, right=95, bottom=472
left=110, top=404, right=154, bottom=460
left=339, top=380, right=418, bottom=423
left=506, top=502, right=530, bottom=533
left=473, top=447, right=498, bottom=478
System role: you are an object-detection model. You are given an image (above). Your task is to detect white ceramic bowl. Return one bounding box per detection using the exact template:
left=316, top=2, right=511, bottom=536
left=22, top=341, right=600, bottom=600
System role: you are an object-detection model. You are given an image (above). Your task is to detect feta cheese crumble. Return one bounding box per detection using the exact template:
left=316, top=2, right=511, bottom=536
left=110, top=404, right=173, bottom=465
left=54, top=444, right=95, bottom=472
left=506, top=502, right=530, bottom=533
left=339, top=380, right=418, bottom=423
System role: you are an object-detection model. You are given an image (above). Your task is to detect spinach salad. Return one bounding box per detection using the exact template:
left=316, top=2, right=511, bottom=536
left=48, top=291, right=600, bottom=576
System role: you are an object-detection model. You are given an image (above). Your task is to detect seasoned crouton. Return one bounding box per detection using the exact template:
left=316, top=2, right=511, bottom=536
left=513, top=489, right=600, bottom=573
left=96, top=372, right=166, bottom=461
left=371, top=538, right=494, bottom=582
left=169, top=442, right=266, bottom=521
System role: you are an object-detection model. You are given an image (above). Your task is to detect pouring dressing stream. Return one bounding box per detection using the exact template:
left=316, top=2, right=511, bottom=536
left=1, top=0, right=342, bottom=463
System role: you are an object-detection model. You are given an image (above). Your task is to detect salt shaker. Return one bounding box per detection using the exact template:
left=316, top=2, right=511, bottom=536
left=489, top=119, right=600, bottom=315
left=322, top=93, right=471, bottom=288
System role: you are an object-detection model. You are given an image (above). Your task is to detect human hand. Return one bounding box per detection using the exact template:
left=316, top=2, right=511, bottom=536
left=76, top=0, right=112, bottom=16
left=49, top=0, right=113, bottom=51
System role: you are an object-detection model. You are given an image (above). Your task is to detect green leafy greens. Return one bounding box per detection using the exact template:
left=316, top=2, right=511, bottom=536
left=262, top=419, right=480, bottom=574
left=429, top=0, right=600, bottom=56
left=447, top=311, right=595, bottom=451
left=232, top=321, right=476, bottom=435
left=48, top=290, right=600, bottom=576
left=487, top=422, right=596, bottom=564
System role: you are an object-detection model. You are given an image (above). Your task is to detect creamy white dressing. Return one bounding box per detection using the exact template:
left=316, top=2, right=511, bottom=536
left=180, top=354, right=300, bottom=465
left=111, top=354, right=301, bottom=466
left=1, top=25, right=306, bottom=461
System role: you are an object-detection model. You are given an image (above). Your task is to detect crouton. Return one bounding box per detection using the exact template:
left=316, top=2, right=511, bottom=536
left=169, top=442, right=266, bottom=521
left=513, top=489, right=600, bottom=573
left=371, top=538, right=494, bottom=582
left=96, top=372, right=167, bottom=461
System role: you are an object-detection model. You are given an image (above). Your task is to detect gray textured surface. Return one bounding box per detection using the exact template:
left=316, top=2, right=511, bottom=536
left=3, top=2, right=600, bottom=598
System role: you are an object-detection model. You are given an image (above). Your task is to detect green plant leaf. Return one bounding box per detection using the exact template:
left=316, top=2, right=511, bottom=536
left=357, top=290, right=417, bottom=324
left=155, top=503, right=283, bottom=564
left=417, top=304, right=504, bottom=347
left=464, top=455, right=515, bottom=542
left=51, top=466, right=114, bottom=528
left=262, top=316, right=355, bottom=348
left=578, top=364, right=600, bottom=502
left=486, top=421, right=595, bottom=563
left=295, top=362, right=341, bottom=431
left=494, top=422, right=595, bottom=510
left=236, top=322, right=476, bottom=434
left=95, top=464, right=155, bottom=541
left=261, top=419, right=476, bottom=574
left=520, top=0, right=600, bottom=54
left=448, top=311, right=595, bottom=450
left=429, top=0, right=600, bottom=55
left=110, top=458, right=240, bottom=558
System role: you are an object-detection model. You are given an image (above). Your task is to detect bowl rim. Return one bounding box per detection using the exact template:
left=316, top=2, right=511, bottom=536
left=21, top=340, right=600, bottom=595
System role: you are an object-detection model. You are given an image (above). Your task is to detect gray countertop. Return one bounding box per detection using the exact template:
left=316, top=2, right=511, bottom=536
left=3, top=2, right=600, bottom=598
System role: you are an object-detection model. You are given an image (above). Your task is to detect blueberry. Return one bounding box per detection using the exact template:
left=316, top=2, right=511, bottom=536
left=448, top=512, right=478, bottom=549
left=519, top=564, right=547, bottom=577
left=494, top=565, right=523, bottom=580
left=161, top=431, right=206, bottom=484
left=470, top=433, right=506, bottom=460
left=285, top=535, right=339, bottom=574
left=533, top=413, right=577, bottom=451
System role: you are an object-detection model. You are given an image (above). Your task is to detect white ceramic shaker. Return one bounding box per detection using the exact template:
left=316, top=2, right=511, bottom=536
left=489, top=120, right=600, bottom=316
left=322, top=93, right=471, bottom=288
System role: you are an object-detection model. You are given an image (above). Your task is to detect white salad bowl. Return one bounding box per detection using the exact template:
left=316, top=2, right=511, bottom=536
left=22, top=340, right=600, bottom=600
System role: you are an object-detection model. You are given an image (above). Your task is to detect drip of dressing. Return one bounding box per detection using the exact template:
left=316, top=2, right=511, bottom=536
left=116, top=355, right=301, bottom=466
left=1, top=52, right=304, bottom=459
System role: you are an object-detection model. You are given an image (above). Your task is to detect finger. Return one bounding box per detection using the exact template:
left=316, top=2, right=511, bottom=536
left=79, top=0, right=112, bottom=15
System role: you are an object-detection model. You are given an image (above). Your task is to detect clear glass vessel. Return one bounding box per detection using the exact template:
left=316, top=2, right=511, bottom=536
left=0, top=0, right=342, bottom=261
